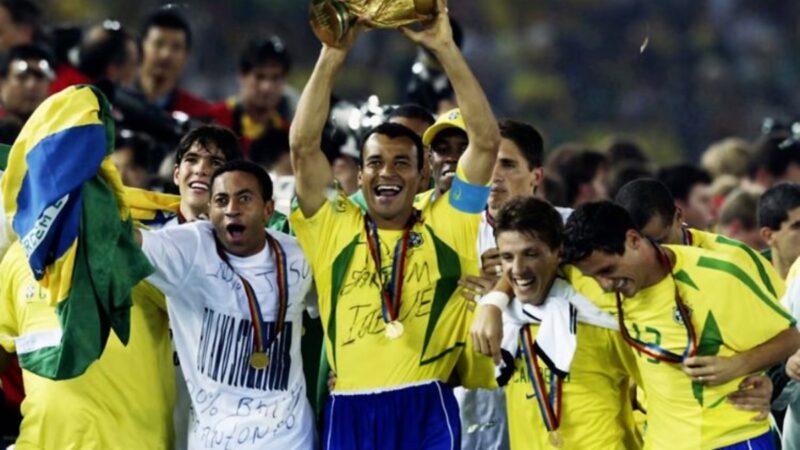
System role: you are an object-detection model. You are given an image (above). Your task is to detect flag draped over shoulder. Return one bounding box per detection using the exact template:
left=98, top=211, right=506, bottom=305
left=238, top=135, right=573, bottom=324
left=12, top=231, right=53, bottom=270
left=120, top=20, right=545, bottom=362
left=0, top=85, right=154, bottom=380
left=124, top=186, right=181, bottom=228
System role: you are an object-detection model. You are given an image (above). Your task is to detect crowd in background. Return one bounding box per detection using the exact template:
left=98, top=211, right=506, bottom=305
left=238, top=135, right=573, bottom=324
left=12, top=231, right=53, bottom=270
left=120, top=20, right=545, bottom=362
left=1, top=0, right=800, bottom=446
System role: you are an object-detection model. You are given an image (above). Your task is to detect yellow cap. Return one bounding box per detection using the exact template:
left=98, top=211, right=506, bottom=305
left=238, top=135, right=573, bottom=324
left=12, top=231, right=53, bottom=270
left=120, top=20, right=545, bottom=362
left=422, top=108, right=466, bottom=146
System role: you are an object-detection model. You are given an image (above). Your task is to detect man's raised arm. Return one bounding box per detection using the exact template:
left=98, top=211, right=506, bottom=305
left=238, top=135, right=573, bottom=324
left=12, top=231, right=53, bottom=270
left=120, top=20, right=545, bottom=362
left=290, top=27, right=363, bottom=218
left=402, top=0, right=500, bottom=186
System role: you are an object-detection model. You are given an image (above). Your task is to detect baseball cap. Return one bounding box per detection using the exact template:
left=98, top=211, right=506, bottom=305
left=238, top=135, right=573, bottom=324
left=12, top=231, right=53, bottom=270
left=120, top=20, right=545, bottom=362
left=422, top=108, right=466, bottom=147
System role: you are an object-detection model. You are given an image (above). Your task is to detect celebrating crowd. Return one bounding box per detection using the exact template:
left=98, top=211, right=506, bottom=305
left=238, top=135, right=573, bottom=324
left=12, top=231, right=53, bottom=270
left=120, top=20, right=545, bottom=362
left=2, top=1, right=800, bottom=449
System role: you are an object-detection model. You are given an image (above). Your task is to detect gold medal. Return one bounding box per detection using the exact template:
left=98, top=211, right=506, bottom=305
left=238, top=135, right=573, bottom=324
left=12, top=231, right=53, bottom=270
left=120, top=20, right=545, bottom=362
left=548, top=430, right=563, bottom=448
left=249, top=352, right=269, bottom=369
left=384, top=321, right=404, bottom=340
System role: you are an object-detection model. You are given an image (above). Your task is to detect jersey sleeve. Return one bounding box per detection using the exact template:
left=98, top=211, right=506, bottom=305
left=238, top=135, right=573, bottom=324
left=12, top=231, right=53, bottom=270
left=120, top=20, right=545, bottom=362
left=289, top=191, right=363, bottom=267
left=424, top=165, right=489, bottom=260
left=140, top=225, right=201, bottom=298
left=699, top=255, right=796, bottom=352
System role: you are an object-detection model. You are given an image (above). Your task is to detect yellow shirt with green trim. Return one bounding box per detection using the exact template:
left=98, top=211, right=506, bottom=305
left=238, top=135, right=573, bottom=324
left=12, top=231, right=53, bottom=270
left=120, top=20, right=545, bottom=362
left=290, top=168, right=496, bottom=392
left=0, top=242, right=175, bottom=450
left=622, top=244, right=795, bottom=449
left=687, top=228, right=785, bottom=298
left=506, top=321, right=641, bottom=450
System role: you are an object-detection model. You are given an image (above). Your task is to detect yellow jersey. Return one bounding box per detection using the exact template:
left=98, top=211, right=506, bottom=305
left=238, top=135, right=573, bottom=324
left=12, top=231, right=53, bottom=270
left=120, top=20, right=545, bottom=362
left=687, top=228, right=785, bottom=298
left=0, top=242, right=175, bottom=450
left=622, top=244, right=794, bottom=449
left=506, top=321, right=641, bottom=450
left=290, top=170, right=496, bottom=392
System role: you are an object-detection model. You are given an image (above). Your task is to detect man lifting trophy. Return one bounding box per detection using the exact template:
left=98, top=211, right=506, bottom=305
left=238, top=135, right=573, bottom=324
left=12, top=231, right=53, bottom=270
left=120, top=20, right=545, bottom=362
left=310, top=0, right=437, bottom=46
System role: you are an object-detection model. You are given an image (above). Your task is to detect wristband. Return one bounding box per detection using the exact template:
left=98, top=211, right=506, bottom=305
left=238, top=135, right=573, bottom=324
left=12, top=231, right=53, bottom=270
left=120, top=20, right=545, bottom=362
left=479, top=291, right=510, bottom=309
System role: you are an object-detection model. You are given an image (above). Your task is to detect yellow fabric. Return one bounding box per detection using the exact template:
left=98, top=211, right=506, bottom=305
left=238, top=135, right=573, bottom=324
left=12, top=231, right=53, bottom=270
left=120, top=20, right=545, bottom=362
left=124, top=187, right=181, bottom=222
left=290, top=187, right=496, bottom=392
left=506, top=323, right=642, bottom=450
left=0, top=242, right=175, bottom=449
left=687, top=228, right=785, bottom=297
left=621, top=245, right=794, bottom=449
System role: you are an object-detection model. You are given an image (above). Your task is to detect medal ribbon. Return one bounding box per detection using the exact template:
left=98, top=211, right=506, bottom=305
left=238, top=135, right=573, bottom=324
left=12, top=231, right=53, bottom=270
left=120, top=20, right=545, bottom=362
left=363, top=211, right=418, bottom=324
left=520, top=325, right=563, bottom=434
left=616, top=241, right=697, bottom=363
left=214, top=232, right=288, bottom=357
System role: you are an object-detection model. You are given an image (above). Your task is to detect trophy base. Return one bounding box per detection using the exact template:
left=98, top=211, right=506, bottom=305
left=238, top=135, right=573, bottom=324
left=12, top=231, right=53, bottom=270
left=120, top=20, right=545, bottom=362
left=310, top=0, right=353, bottom=47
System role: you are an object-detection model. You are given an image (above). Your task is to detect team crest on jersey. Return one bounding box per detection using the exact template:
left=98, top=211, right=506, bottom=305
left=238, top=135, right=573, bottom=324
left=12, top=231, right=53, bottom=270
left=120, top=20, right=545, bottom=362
left=409, top=231, right=424, bottom=248
left=24, top=283, right=35, bottom=300
left=673, top=306, right=692, bottom=325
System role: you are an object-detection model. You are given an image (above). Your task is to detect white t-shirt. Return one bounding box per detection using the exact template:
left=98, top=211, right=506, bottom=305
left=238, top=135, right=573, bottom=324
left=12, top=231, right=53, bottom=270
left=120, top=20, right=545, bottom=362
left=141, top=221, right=316, bottom=450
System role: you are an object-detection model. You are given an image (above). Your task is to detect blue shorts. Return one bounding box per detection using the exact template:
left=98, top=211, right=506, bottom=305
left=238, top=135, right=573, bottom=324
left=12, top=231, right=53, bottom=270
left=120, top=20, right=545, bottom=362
left=323, top=381, right=461, bottom=450
left=716, top=431, right=775, bottom=450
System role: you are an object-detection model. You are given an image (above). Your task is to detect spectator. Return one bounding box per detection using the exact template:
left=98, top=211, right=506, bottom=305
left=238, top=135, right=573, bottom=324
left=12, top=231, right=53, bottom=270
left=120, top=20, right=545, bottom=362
left=112, top=133, right=159, bottom=189
left=657, top=164, right=714, bottom=230
left=0, top=0, right=41, bottom=54
left=0, top=44, right=52, bottom=126
left=717, top=189, right=765, bottom=250
left=758, top=182, right=800, bottom=279
left=701, top=137, right=752, bottom=180
left=608, top=161, right=653, bottom=200
left=605, top=138, right=649, bottom=169
left=250, top=127, right=292, bottom=178
left=747, top=132, right=800, bottom=192
left=558, top=149, right=609, bottom=208
left=51, top=21, right=139, bottom=94
left=212, top=37, right=296, bottom=156
left=129, top=7, right=213, bottom=120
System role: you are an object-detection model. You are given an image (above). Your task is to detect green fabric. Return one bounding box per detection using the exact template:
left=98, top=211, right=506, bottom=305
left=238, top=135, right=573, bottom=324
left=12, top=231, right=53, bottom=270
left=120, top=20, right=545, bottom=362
left=714, top=234, right=777, bottom=297
left=299, top=311, right=323, bottom=417
left=420, top=224, right=462, bottom=363
left=691, top=311, right=722, bottom=407
left=16, top=86, right=153, bottom=380
left=0, top=143, right=9, bottom=170
left=19, top=177, right=154, bottom=379
left=761, top=248, right=772, bottom=262
left=267, top=210, right=292, bottom=235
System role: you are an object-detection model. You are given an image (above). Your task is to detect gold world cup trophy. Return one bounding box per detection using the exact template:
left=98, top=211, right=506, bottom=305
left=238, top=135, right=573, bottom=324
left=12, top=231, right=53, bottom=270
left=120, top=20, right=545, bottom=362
left=310, top=0, right=437, bottom=47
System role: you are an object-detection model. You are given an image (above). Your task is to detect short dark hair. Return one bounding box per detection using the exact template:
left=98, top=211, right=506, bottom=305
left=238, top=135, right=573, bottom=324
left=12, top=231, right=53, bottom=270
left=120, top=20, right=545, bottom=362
left=78, top=24, right=133, bottom=80
left=139, top=7, right=192, bottom=50
left=116, top=133, right=159, bottom=172
left=1, top=43, right=52, bottom=77
left=758, top=183, right=800, bottom=230
left=608, top=163, right=654, bottom=200
left=656, top=164, right=712, bottom=202
left=210, top=160, right=273, bottom=202
left=498, top=119, right=544, bottom=170
left=559, top=150, right=608, bottom=206
left=614, top=178, right=676, bottom=231
left=387, top=104, right=435, bottom=127
left=606, top=139, right=649, bottom=168
left=563, top=201, right=637, bottom=263
left=749, top=132, right=800, bottom=179
left=0, top=0, right=40, bottom=27
left=360, top=122, right=425, bottom=171
left=175, top=125, right=243, bottom=164
left=239, top=36, right=291, bottom=75
left=495, top=196, right=563, bottom=251
left=249, top=128, right=289, bottom=169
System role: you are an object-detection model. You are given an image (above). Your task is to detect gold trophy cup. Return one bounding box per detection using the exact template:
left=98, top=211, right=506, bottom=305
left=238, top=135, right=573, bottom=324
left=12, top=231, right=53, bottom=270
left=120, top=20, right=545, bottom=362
left=310, top=0, right=437, bottom=47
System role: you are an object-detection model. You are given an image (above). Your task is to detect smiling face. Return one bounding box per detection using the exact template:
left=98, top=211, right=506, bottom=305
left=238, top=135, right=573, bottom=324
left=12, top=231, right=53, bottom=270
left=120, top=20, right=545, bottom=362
left=429, top=128, right=468, bottom=193
left=572, top=230, right=657, bottom=298
left=173, top=143, right=227, bottom=218
left=360, top=133, right=420, bottom=228
left=209, top=170, right=273, bottom=257
left=497, top=230, right=561, bottom=305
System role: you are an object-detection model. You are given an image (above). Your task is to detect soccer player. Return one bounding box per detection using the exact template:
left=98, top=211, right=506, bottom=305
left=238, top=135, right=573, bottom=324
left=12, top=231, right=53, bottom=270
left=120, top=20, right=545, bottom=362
left=135, top=160, right=316, bottom=449
left=289, top=1, right=500, bottom=447
left=484, top=196, right=640, bottom=449
left=564, top=201, right=800, bottom=449
left=616, top=178, right=784, bottom=298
